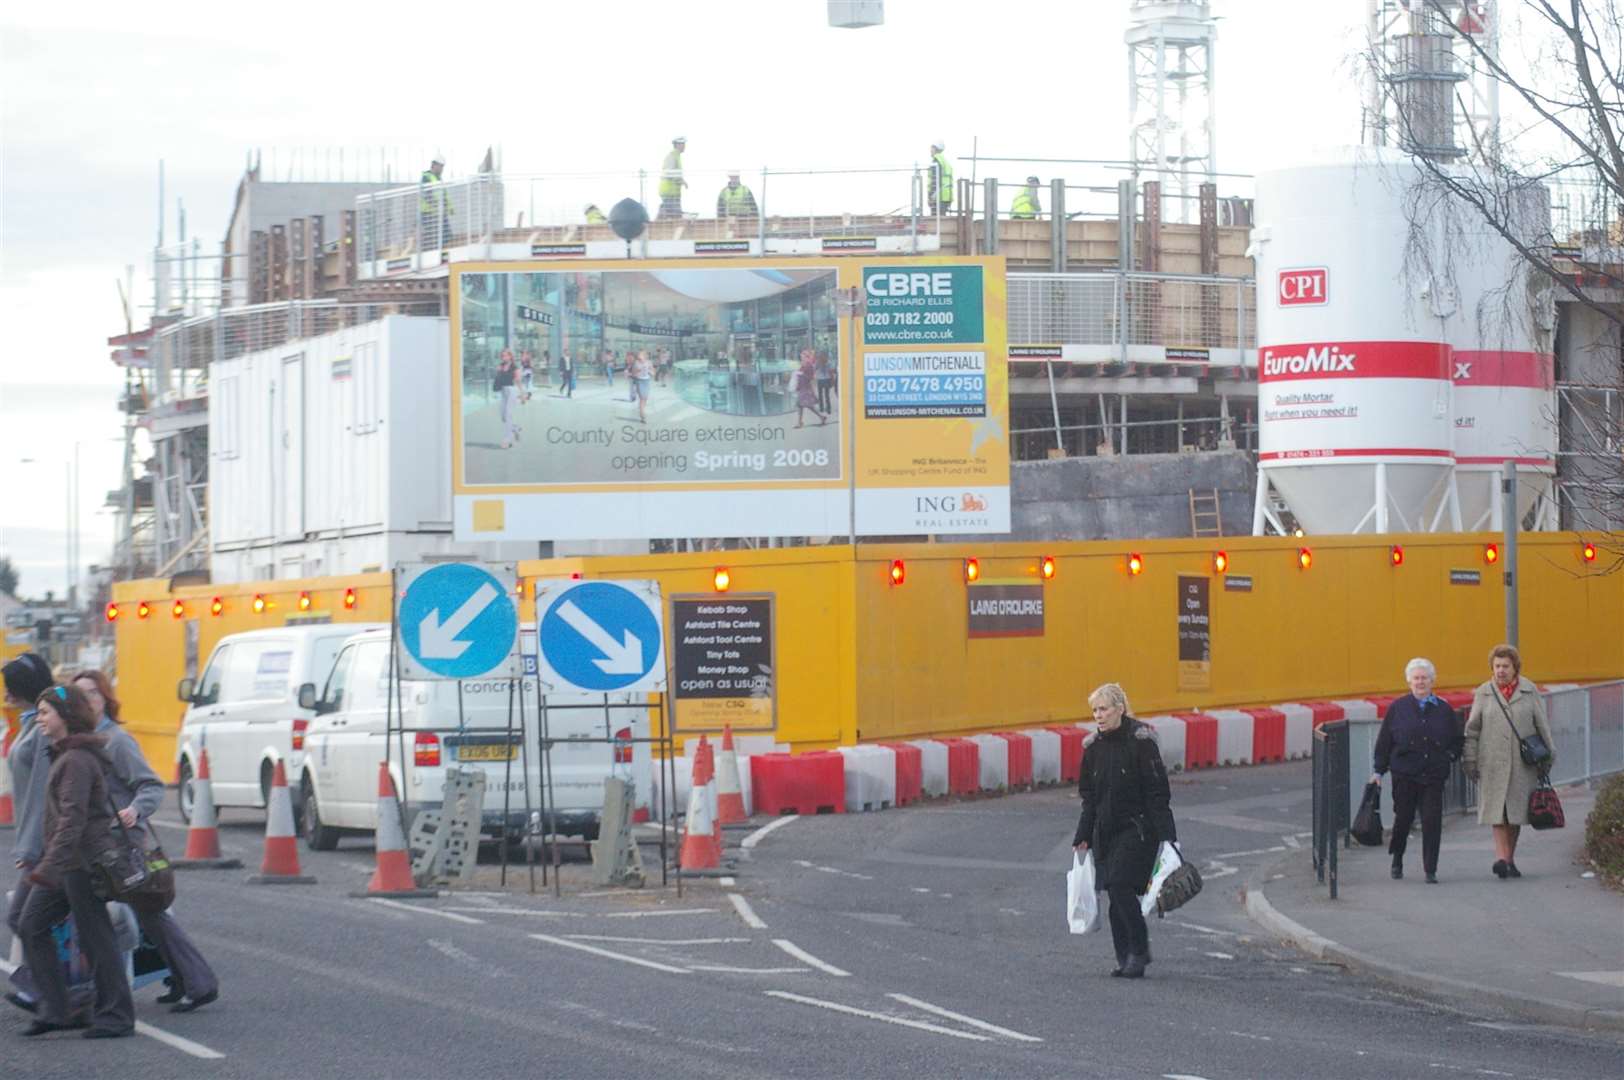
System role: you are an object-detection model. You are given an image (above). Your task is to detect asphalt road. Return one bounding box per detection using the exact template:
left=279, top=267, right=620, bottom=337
left=4, top=760, right=1620, bottom=1079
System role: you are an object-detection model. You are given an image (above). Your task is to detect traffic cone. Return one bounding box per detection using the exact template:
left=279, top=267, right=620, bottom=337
left=678, top=737, right=722, bottom=872
left=715, top=725, right=747, bottom=826
left=0, top=730, right=14, bottom=829
left=246, top=760, right=316, bottom=884
left=173, top=749, right=242, bottom=869
left=353, top=763, right=437, bottom=898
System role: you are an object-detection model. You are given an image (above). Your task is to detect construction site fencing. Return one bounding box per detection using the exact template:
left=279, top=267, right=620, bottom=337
left=1006, top=271, right=1257, bottom=352
left=147, top=299, right=443, bottom=405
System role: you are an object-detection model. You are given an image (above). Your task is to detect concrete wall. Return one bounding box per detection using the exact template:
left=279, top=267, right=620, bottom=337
left=980, top=449, right=1255, bottom=541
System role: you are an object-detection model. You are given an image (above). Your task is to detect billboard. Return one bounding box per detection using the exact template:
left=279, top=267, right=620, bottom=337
left=451, top=256, right=1008, bottom=540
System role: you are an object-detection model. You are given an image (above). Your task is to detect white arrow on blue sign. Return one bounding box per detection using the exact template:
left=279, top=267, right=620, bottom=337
left=397, top=562, right=520, bottom=681
left=534, top=579, right=666, bottom=695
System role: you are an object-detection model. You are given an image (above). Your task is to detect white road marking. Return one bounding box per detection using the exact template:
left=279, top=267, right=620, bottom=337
left=530, top=933, right=689, bottom=974
left=1229, top=1031, right=1273, bottom=1041
left=1202, top=859, right=1239, bottom=880
left=1281, top=834, right=1302, bottom=849
left=1164, top=1074, right=1215, bottom=1080
left=719, top=876, right=737, bottom=886
left=566, top=935, right=750, bottom=945
left=3, top=956, right=226, bottom=1061
left=445, top=906, right=581, bottom=917
left=691, top=965, right=810, bottom=974
left=772, top=939, right=850, bottom=976
left=1204, top=951, right=1236, bottom=960
left=149, top=817, right=191, bottom=831
left=602, top=908, right=718, bottom=919
left=1175, top=921, right=1235, bottom=937
left=729, top=893, right=768, bottom=929
left=367, top=898, right=483, bottom=924
left=741, top=815, right=796, bottom=849
left=1212, top=845, right=1287, bottom=859
left=765, top=990, right=990, bottom=1041
left=886, top=993, right=1043, bottom=1042
left=1554, top=970, right=1624, bottom=987
left=793, top=859, right=874, bottom=881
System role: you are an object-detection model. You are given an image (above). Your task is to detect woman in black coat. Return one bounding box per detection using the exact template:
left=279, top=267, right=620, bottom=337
left=1369, top=657, right=1462, bottom=883
left=1072, top=682, right=1177, bottom=979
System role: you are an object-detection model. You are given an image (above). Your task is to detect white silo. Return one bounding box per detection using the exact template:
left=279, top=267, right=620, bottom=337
left=1250, top=148, right=1457, bottom=535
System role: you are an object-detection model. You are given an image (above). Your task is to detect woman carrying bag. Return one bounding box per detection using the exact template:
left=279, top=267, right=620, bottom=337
left=1071, top=682, right=1177, bottom=980
left=1463, top=644, right=1557, bottom=879
left=74, top=670, right=219, bottom=1013
left=15, top=683, right=134, bottom=1038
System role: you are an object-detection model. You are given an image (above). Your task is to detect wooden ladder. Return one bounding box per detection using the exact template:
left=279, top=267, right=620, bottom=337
left=1189, top=488, right=1223, bottom=538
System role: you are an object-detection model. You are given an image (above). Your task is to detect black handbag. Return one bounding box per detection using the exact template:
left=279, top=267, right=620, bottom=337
left=1494, top=691, right=1552, bottom=768
left=1351, top=781, right=1385, bottom=846
left=1527, top=774, right=1566, bottom=830
left=90, top=788, right=176, bottom=913
left=1153, top=845, right=1203, bottom=917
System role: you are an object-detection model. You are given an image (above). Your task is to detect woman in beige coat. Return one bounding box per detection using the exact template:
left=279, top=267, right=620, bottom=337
left=1463, top=644, right=1555, bottom=879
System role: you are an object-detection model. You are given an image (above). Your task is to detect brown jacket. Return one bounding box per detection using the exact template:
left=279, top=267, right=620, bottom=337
left=29, top=733, right=120, bottom=888
left=1463, top=677, right=1555, bottom=826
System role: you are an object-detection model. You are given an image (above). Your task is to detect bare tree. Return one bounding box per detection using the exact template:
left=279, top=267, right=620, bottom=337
left=1368, top=0, right=1623, bottom=556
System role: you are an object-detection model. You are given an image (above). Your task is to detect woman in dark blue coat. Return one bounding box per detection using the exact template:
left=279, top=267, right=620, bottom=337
left=1370, top=657, right=1463, bottom=883
left=1072, top=683, right=1177, bottom=979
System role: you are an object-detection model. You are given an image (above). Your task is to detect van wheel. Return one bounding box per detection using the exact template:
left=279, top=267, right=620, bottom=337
left=177, top=760, right=195, bottom=825
left=302, top=779, right=340, bottom=851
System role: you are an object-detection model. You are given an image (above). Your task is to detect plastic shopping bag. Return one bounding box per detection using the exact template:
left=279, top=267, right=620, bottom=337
left=1066, top=851, right=1100, bottom=934
left=1140, top=841, right=1183, bottom=917
left=1351, top=781, right=1385, bottom=846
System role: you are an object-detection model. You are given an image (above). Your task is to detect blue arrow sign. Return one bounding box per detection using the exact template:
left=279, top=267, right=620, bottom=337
left=399, top=563, right=519, bottom=680
left=536, top=580, right=665, bottom=694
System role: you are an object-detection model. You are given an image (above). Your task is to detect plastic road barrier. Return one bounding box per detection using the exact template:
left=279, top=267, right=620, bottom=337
left=883, top=743, right=923, bottom=805
left=1047, top=726, right=1086, bottom=783
left=836, top=745, right=897, bottom=812
left=1173, top=712, right=1219, bottom=769
left=1022, top=729, right=1062, bottom=785
left=749, top=752, right=846, bottom=815
left=995, top=731, right=1034, bottom=788
left=908, top=739, right=951, bottom=798
left=1137, top=717, right=1187, bottom=773
left=967, top=734, right=1009, bottom=792
left=1238, top=707, right=1288, bottom=763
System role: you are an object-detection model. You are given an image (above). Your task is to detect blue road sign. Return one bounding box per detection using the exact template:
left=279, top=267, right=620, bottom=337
left=534, top=580, right=666, bottom=694
left=398, top=562, right=520, bottom=680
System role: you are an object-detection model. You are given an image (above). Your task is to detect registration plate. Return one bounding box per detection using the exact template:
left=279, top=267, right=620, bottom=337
left=457, top=744, right=516, bottom=762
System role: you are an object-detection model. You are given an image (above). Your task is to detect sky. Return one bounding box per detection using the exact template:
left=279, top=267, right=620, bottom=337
left=0, top=0, right=1379, bottom=599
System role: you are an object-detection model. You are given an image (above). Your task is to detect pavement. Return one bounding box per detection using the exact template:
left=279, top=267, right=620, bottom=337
left=5, top=762, right=1623, bottom=1078
left=1245, top=782, right=1624, bottom=1033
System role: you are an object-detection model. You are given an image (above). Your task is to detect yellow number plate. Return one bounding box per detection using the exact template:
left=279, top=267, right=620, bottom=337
left=457, top=744, right=516, bottom=762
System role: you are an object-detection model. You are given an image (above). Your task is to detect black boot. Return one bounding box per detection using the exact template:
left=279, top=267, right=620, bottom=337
left=156, top=977, right=186, bottom=1005
left=1119, top=953, right=1147, bottom=979
left=1391, top=859, right=1404, bottom=880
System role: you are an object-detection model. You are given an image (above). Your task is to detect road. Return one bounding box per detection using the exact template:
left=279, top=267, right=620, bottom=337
left=4, top=760, right=1619, bottom=1078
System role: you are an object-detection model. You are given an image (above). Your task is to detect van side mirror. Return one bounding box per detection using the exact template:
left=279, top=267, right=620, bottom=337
left=177, top=677, right=196, bottom=704
left=296, top=683, right=318, bottom=711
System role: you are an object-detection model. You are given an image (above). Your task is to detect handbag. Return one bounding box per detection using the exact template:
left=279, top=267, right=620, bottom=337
left=90, top=787, right=176, bottom=913
left=1493, top=690, right=1552, bottom=768
left=1351, top=781, right=1385, bottom=846
left=1527, top=774, right=1566, bottom=830
left=1153, top=845, right=1203, bottom=917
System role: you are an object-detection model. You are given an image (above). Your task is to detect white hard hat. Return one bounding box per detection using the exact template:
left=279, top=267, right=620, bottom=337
left=673, top=134, right=687, bottom=143
left=931, top=139, right=945, bottom=151
left=727, top=168, right=741, bottom=177
left=431, top=153, right=445, bottom=166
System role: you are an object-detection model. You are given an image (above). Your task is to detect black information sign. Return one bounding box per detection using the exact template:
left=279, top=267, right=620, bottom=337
left=671, top=595, right=775, bottom=732
left=1450, top=569, right=1482, bottom=586
left=1177, top=574, right=1212, bottom=691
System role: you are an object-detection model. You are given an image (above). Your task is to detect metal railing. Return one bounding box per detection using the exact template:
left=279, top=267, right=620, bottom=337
left=1006, top=272, right=1256, bottom=353
left=1311, top=720, right=1350, bottom=898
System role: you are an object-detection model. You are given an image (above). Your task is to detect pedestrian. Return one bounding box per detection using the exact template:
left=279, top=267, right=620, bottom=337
left=793, top=349, right=825, bottom=428
left=1011, top=175, right=1042, bottom=219
left=584, top=203, right=607, bottom=225
left=1072, top=682, right=1177, bottom=979
left=928, top=139, right=953, bottom=216
left=559, top=350, right=575, bottom=398
left=630, top=350, right=654, bottom=423
left=716, top=170, right=759, bottom=220
left=419, top=155, right=451, bottom=251
left=659, top=135, right=687, bottom=219
left=815, top=350, right=835, bottom=414
left=1464, top=644, right=1556, bottom=880
left=73, top=670, right=219, bottom=1013
left=493, top=354, right=518, bottom=449
left=4, top=653, right=54, bottom=1016
left=519, top=351, right=535, bottom=402
left=607, top=350, right=619, bottom=388
left=1369, top=657, right=1462, bottom=883
left=16, top=683, right=134, bottom=1038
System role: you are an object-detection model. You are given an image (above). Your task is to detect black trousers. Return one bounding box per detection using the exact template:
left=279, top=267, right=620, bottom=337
left=18, top=870, right=134, bottom=1031
left=1389, top=774, right=1445, bottom=873
left=1105, top=884, right=1149, bottom=963
left=135, top=908, right=218, bottom=999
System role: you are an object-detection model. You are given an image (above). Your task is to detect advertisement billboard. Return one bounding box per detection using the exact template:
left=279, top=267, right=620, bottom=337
left=451, top=256, right=1008, bottom=540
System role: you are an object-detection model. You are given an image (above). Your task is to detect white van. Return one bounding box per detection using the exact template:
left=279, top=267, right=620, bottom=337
left=295, top=627, right=652, bottom=850
left=175, top=623, right=385, bottom=822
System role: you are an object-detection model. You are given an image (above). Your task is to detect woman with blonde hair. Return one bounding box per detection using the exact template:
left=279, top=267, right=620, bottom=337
left=1071, top=682, right=1177, bottom=979
left=1463, top=644, right=1555, bottom=879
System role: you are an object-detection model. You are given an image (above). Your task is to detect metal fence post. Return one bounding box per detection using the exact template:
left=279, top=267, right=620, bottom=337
left=758, top=167, right=768, bottom=253
left=983, top=177, right=998, bottom=254
left=1583, top=687, right=1593, bottom=781
left=1050, top=179, right=1066, bottom=273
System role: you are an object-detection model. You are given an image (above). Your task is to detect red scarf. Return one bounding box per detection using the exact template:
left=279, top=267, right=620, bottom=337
left=1499, top=681, right=1516, bottom=701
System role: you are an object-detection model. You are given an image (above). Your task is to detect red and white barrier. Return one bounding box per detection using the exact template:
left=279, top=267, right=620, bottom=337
left=1137, top=716, right=1188, bottom=772
left=1021, top=729, right=1063, bottom=785
left=883, top=743, right=923, bottom=806
left=750, top=752, right=846, bottom=815
left=1047, top=726, right=1086, bottom=783
left=836, top=745, right=897, bottom=812
left=1273, top=704, right=1315, bottom=759
left=1203, top=709, right=1256, bottom=766
left=908, top=739, right=951, bottom=797
left=1173, top=712, right=1218, bottom=769
left=939, top=738, right=981, bottom=795
left=1332, top=698, right=1379, bottom=723
left=1237, top=706, right=1288, bottom=763
left=995, top=732, right=1034, bottom=788
left=967, top=734, right=1009, bottom=792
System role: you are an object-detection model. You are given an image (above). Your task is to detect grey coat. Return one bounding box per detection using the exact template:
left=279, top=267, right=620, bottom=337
left=8, top=711, right=49, bottom=866
left=1463, top=677, right=1555, bottom=826
left=96, top=715, right=166, bottom=847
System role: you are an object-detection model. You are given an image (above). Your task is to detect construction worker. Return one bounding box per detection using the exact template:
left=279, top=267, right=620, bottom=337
left=659, top=136, right=687, bottom=219
left=929, top=140, right=953, bottom=216
left=1011, top=175, right=1042, bottom=219
left=716, top=170, right=759, bottom=220
left=584, top=203, right=607, bottom=224
left=419, top=156, right=451, bottom=251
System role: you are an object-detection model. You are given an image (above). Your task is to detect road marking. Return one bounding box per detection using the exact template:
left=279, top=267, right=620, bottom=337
left=1554, top=970, right=1624, bottom=987
left=1229, top=1031, right=1273, bottom=1041
left=772, top=939, right=850, bottom=976
left=1204, top=951, right=1236, bottom=960
left=886, top=993, right=1043, bottom=1042
left=741, top=815, right=796, bottom=849
left=529, top=933, right=689, bottom=974
left=1281, top=834, right=1302, bottom=849
left=149, top=817, right=191, bottom=831
left=1175, top=921, right=1235, bottom=937
left=602, top=908, right=718, bottom=919
left=445, top=906, right=580, bottom=917
left=729, top=893, right=768, bottom=929
left=3, top=956, right=226, bottom=1060
left=1212, top=845, right=1287, bottom=859
left=367, top=898, right=484, bottom=924
left=719, top=876, right=737, bottom=886
left=1202, top=859, right=1239, bottom=880
left=691, top=965, right=809, bottom=974
left=566, top=935, right=750, bottom=945
left=765, top=991, right=990, bottom=1042
left=1164, top=1074, right=1215, bottom=1080
left=793, top=859, right=874, bottom=881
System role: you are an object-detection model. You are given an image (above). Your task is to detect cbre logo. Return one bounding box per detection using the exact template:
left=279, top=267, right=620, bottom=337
left=1278, top=267, right=1328, bottom=307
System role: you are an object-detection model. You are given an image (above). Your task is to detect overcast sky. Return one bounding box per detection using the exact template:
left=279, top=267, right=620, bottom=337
left=0, top=0, right=1380, bottom=598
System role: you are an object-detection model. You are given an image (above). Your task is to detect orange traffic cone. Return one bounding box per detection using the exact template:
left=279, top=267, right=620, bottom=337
left=0, top=729, right=14, bottom=829
left=246, top=760, right=316, bottom=884
left=678, top=736, right=722, bottom=872
left=715, top=725, right=747, bottom=826
left=173, top=749, right=242, bottom=869
left=353, top=763, right=437, bottom=898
